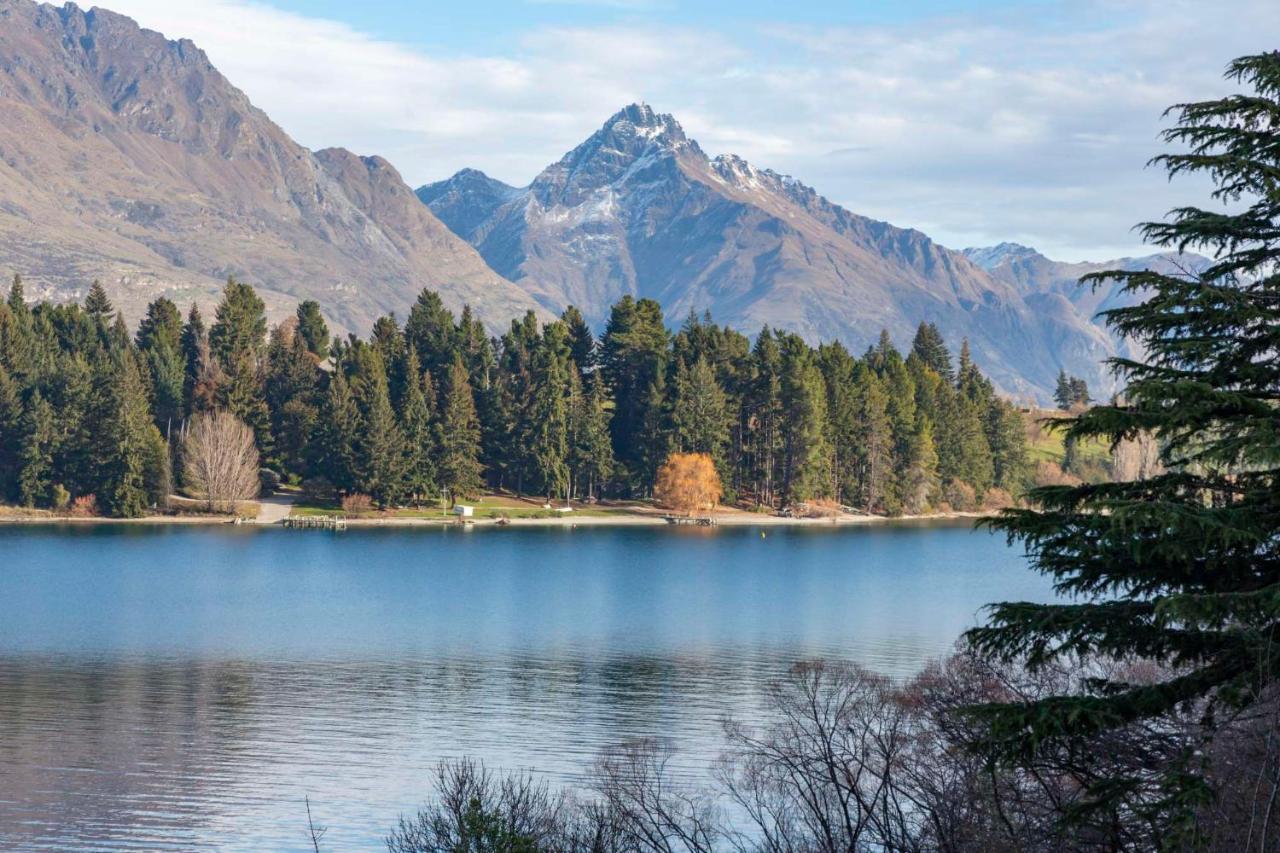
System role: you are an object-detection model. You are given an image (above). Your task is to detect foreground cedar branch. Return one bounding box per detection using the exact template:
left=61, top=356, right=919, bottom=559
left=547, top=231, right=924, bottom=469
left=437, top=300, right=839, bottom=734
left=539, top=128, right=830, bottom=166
left=968, top=52, right=1280, bottom=840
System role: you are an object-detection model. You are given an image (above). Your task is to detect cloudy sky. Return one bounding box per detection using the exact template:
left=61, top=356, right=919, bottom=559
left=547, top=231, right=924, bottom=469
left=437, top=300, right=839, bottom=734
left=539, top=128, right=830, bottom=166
left=109, top=0, right=1278, bottom=260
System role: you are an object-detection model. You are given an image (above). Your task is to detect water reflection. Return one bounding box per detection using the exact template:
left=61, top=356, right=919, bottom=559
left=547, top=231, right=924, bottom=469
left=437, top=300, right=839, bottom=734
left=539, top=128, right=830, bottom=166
left=0, top=523, right=1046, bottom=848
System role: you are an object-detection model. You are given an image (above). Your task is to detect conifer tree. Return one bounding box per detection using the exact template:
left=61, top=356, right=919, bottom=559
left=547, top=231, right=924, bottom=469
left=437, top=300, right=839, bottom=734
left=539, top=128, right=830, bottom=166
left=987, top=399, right=1030, bottom=493
left=901, top=413, right=940, bottom=514
left=600, top=296, right=667, bottom=492
left=397, top=348, right=437, bottom=504
left=18, top=390, right=55, bottom=507
left=180, top=304, right=207, bottom=413
left=295, top=300, right=330, bottom=361
left=818, top=342, right=860, bottom=506
left=851, top=364, right=893, bottom=512
left=83, top=280, right=113, bottom=328
left=637, top=373, right=671, bottom=493
left=528, top=323, right=571, bottom=500
left=439, top=356, right=483, bottom=503
left=910, top=321, right=953, bottom=382
left=456, top=305, right=493, bottom=386
left=561, top=305, right=595, bottom=375
left=136, top=297, right=182, bottom=354
left=318, top=369, right=360, bottom=494
left=569, top=371, right=614, bottom=501
left=969, top=53, right=1280, bottom=840
left=356, top=353, right=407, bottom=508
left=404, top=289, right=459, bottom=383
left=747, top=329, right=784, bottom=506
left=94, top=353, right=161, bottom=517
left=779, top=337, right=832, bottom=504
left=1053, top=369, right=1073, bottom=410
left=265, top=321, right=321, bottom=474
left=0, top=364, right=21, bottom=502
left=48, top=352, right=94, bottom=492
left=670, top=355, right=730, bottom=464
left=209, top=278, right=267, bottom=366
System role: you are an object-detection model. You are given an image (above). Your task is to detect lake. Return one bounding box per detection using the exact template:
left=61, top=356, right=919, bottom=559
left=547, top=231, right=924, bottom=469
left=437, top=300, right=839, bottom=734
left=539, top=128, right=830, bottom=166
left=0, top=521, right=1049, bottom=850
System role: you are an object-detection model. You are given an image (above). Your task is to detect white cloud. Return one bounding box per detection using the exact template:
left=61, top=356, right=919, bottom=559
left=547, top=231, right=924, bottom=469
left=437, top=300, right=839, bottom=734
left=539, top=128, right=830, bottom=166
left=109, top=0, right=1280, bottom=260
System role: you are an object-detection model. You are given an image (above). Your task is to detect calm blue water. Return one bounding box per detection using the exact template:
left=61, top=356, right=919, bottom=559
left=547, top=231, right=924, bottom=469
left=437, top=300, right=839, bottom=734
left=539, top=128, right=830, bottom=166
left=0, top=522, right=1048, bottom=850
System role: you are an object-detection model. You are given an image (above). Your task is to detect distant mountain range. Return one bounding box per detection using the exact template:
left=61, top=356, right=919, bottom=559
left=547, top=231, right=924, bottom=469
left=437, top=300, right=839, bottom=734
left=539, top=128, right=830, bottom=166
left=419, top=106, right=1203, bottom=400
left=0, top=0, right=1202, bottom=400
left=0, top=0, right=542, bottom=333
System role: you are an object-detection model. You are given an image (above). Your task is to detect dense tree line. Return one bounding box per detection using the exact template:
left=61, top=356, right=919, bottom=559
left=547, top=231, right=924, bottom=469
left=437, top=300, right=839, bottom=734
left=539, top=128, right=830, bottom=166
left=0, top=275, right=1029, bottom=516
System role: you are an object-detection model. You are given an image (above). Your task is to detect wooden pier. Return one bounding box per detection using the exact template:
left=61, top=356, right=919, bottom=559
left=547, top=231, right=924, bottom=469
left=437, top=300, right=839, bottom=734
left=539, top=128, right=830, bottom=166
left=282, top=515, right=347, bottom=530
left=663, top=515, right=717, bottom=527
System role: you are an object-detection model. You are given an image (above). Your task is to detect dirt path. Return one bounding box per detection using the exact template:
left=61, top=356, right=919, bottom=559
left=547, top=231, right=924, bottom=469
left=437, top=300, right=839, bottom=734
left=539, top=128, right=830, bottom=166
left=254, top=494, right=296, bottom=525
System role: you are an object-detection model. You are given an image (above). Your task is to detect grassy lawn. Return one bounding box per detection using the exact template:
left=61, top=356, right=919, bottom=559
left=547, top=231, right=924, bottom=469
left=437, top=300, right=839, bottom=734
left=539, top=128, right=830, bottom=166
left=290, top=496, right=628, bottom=520
left=1024, top=411, right=1111, bottom=467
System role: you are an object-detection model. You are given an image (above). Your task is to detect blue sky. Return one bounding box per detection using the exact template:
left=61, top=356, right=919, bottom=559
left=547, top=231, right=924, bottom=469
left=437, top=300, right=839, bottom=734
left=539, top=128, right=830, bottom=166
left=110, top=0, right=1277, bottom=260
left=261, top=0, right=1060, bottom=52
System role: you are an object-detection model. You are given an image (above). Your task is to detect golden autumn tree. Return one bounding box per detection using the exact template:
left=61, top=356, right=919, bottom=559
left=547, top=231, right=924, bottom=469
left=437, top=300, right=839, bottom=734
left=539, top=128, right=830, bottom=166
left=653, top=452, right=722, bottom=517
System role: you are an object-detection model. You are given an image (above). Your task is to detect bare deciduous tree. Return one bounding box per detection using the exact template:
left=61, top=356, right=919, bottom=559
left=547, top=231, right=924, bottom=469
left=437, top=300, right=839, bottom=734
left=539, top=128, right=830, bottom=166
left=181, top=409, right=259, bottom=512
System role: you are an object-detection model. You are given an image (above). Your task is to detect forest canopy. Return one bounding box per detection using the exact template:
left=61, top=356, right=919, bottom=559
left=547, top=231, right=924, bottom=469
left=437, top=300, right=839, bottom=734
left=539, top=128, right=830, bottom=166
left=0, top=279, right=1029, bottom=517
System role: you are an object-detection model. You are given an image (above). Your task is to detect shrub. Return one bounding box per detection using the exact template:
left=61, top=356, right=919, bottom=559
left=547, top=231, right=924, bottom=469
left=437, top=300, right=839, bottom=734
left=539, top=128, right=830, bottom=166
left=51, top=484, right=71, bottom=511
left=68, top=494, right=98, bottom=518
left=259, top=468, right=281, bottom=493
left=341, top=493, right=372, bottom=516
left=982, top=487, right=1015, bottom=510
left=300, top=476, right=336, bottom=505
left=1033, top=460, right=1081, bottom=488
left=941, top=479, right=976, bottom=512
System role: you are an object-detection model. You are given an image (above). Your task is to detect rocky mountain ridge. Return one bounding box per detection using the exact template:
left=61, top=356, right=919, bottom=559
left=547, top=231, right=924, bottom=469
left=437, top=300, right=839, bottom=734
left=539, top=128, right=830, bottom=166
left=0, top=0, right=543, bottom=333
left=420, top=105, right=1149, bottom=400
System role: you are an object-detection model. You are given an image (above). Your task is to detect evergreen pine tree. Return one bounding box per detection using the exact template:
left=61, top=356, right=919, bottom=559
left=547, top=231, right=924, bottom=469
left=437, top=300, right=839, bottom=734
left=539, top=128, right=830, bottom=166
left=83, top=280, right=113, bottom=329
left=18, top=390, right=55, bottom=507
left=439, top=356, right=483, bottom=503
left=47, top=352, right=94, bottom=494
left=356, top=353, right=407, bottom=508
left=1054, top=369, right=1073, bottom=409
left=910, top=321, right=953, bottom=382
left=670, top=355, right=730, bottom=463
left=600, top=296, right=667, bottom=493
left=136, top=297, right=182, bottom=353
left=0, top=364, right=21, bottom=502
left=850, top=363, right=893, bottom=512
left=817, top=342, right=860, bottom=506
left=265, top=321, right=321, bottom=474
left=779, top=336, right=832, bottom=505
left=747, top=329, right=784, bottom=507
left=988, top=399, right=1030, bottom=493
left=901, top=413, right=940, bottom=514
left=94, top=353, right=160, bottom=517
left=180, top=304, right=207, bottom=414
left=295, top=300, right=330, bottom=361
left=397, top=348, right=437, bottom=504
left=528, top=322, right=571, bottom=501
left=209, top=278, right=267, bottom=367
left=318, top=369, right=360, bottom=494
left=569, top=371, right=614, bottom=501
left=969, top=53, right=1280, bottom=841
left=404, top=289, right=459, bottom=384
left=561, top=305, right=595, bottom=375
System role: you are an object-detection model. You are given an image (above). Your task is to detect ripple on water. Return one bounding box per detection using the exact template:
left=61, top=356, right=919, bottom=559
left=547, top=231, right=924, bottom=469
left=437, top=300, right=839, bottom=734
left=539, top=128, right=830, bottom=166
left=0, top=523, right=1047, bottom=848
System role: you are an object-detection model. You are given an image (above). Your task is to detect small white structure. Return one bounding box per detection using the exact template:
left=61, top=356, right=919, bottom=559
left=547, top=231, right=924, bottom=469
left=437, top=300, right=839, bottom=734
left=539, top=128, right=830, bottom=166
left=453, top=504, right=474, bottom=518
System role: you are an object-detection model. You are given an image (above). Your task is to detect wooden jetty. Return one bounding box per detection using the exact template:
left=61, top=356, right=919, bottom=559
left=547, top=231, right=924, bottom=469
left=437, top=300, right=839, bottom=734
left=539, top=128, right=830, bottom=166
left=282, top=515, right=347, bottom=530
left=663, top=515, right=717, bottom=527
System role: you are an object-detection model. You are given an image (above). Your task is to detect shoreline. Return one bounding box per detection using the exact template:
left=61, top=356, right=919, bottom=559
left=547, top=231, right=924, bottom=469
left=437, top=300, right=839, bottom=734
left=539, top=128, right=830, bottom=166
left=0, top=506, right=996, bottom=529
